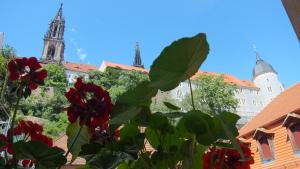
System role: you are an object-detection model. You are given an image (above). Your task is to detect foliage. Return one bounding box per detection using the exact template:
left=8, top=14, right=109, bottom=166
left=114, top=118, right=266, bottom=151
left=19, top=91, right=66, bottom=121
left=0, top=33, right=253, bottom=169
left=88, top=68, right=148, bottom=102
left=181, top=74, right=238, bottom=114
left=43, top=64, right=68, bottom=94
left=150, top=92, right=178, bottom=113
left=43, top=113, right=68, bottom=138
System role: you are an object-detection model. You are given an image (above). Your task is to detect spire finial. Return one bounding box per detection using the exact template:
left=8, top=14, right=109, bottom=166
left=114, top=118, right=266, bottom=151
left=253, top=44, right=262, bottom=61
left=133, top=41, right=144, bottom=68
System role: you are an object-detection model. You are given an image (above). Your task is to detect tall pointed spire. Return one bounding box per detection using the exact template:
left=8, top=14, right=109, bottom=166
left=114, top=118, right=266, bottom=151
left=41, top=3, right=65, bottom=63
left=55, top=3, right=64, bottom=21
left=253, top=44, right=262, bottom=62
left=133, top=42, right=144, bottom=68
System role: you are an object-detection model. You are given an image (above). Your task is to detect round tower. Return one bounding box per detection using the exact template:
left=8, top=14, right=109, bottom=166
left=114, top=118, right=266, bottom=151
left=253, top=52, right=284, bottom=106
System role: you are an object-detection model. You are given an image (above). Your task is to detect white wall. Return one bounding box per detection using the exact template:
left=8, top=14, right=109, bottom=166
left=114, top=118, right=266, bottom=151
left=254, top=72, right=284, bottom=106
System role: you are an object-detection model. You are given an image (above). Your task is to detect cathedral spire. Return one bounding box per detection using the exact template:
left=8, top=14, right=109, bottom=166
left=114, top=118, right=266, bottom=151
left=133, top=42, right=144, bottom=68
left=55, top=3, right=64, bottom=21
left=41, top=3, right=65, bottom=63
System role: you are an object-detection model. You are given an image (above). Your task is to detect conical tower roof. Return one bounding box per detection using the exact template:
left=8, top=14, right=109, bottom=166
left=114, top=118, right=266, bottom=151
left=252, top=52, right=277, bottom=79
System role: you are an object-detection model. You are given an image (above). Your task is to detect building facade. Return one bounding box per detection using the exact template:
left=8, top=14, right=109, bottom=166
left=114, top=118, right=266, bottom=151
left=239, top=82, right=300, bottom=169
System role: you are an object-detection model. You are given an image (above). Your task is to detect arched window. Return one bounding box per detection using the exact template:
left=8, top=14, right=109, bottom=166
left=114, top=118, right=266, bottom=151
left=47, top=45, right=55, bottom=59
left=53, top=25, right=58, bottom=37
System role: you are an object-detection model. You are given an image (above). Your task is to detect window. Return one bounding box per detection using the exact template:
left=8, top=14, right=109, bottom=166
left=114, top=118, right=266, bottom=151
left=253, top=100, right=256, bottom=106
left=289, top=123, right=300, bottom=152
left=258, top=136, right=273, bottom=161
left=254, top=128, right=275, bottom=163
left=283, top=113, right=300, bottom=154
left=267, top=86, right=272, bottom=92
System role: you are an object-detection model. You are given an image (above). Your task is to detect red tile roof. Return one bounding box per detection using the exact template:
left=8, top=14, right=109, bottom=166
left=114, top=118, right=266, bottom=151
left=63, top=61, right=97, bottom=73
left=102, top=61, right=149, bottom=73
left=239, top=82, right=300, bottom=137
left=191, top=70, right=256, bottom=88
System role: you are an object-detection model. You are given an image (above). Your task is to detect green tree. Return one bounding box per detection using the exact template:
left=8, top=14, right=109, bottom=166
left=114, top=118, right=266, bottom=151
left=88, top=68, right=148, bottom=102
left=151, top=92, right=178, bottom=113
left=181, top=74, right=238, bottom=114
left=43, top=64, right=68, bottom=94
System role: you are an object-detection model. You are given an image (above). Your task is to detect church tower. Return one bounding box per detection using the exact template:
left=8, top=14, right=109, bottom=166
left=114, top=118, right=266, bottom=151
left=253, top=51, right=284, bottom=105
left=133, top=42, right=144, bottom=68
left=41, top=3, right=65, bottom=63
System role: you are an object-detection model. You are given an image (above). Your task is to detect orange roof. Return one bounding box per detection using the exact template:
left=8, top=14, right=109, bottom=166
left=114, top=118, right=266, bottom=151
left=63, top=61, right=97, bottom=73
left=54, top=134, right=85, bottom=165
left=102, top=61, right=149, bottom=74
left=239, top=82, right=300, bottom=137
left=191, top=70, right=257, bottom=88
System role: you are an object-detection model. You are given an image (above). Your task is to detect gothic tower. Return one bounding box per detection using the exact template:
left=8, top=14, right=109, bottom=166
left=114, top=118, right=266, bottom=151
left=41, top=3, right=65, bottom=63
left=253, top=51, right=284, bottom=105
left=133, top=42, right=144, bottom=68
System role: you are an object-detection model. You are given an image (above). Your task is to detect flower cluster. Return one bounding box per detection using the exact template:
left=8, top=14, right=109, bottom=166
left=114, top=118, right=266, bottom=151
left=65, top=78, right=113, bottom=129
left=8, top=57, right=47, bottom=90
left=0, top=120, right=53, bottom=168
left=203, top=140, right=254, bottom=169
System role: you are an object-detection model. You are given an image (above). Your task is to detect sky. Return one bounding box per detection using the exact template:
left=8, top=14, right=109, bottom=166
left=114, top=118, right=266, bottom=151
left=1, top=0, right=300, bottom=87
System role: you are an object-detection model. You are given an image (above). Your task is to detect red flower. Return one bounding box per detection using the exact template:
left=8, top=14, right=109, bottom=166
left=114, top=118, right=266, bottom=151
left=65, top=78, right=113, bottom=129
left=203, top=140, right=254, bottom=169
left=14, top=120, right=43, bottom=136
left=8, top=57, right=47, bottom=90
left=31, top=134, right=53, bottom=147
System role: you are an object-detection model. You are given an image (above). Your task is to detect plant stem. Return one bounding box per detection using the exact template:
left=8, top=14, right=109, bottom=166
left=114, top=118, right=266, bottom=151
left=64, top=124, right=84, bottom=158
left=10, top=96, right=20, bottom=169
left=188, top=79, right=195, bottom=111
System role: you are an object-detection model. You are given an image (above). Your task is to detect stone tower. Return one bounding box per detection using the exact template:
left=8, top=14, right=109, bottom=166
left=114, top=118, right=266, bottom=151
left=133, top=42, right=144, bottom=68
left=253, top=51, right=284, bottom=105
left=41, top=3, right=65, bottom=63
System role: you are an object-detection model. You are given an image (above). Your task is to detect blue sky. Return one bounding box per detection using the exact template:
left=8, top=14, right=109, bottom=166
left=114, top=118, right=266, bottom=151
left=1, top=0, right=300, bottom=87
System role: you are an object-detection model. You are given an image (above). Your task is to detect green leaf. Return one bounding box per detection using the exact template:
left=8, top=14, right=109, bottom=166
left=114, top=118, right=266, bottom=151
left=149, top=33, right=209, bottom=91
left=163, top=102, right=180, bottom=110
left=110, top=81, right=158, bottom=126
left=86, top=149, right=133, bottom=169
left=182, top=110, right=213, bottom=135
left=162, top=112, right=186, bottom=118
left=79, top=143, right=102, bottom=156
left=66, top=120, right=92, bottom=163
left=120, top=123, right=140, bottom=141
left=13, top=141, right=67, bottom=169
left=214, top=112, right=245, bottom=160
left=110, top=106, right=142, bottom=125
left=145, top=128, right=160, bottom=149
left=117, top=81, right=158, bottom=106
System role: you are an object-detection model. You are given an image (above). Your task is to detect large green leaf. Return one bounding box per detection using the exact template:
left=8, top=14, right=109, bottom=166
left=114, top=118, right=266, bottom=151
left=110, top=81, right=158, bottom=125
left=110, top=106, right=142, bottom=125
left=117, top=81, right=158, bottom=106
left=66, top=120, right=92, bottom=163
left=149, top=33, right=209, bottom=91
left=214, top=112, right=245, bottom=160
left=13, top=141, right=67, bottom=169
left=163, top=102, right=180, bottom=110
left=86, top=149, right=133, bottom=169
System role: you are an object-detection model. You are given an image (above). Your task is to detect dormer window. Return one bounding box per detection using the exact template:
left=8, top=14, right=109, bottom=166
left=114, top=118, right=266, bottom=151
left=253, top=128, right=275, bottom=163
left=282, top=113, right=300, bottom=154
